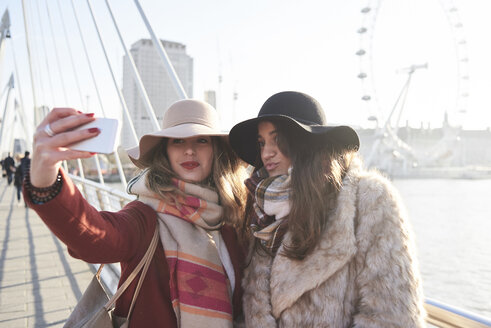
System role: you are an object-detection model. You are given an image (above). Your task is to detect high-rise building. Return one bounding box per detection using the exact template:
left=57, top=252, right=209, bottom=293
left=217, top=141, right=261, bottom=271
left=204, top=90, right=216, bottom=109
left=122, top=39, right=193, bottom=148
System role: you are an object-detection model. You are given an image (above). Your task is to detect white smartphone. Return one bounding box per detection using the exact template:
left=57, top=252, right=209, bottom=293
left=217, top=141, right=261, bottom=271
left=68, top=118, right=120, bottom=154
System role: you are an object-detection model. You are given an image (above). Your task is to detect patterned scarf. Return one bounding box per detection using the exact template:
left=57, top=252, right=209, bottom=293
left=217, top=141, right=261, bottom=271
left=245, top=167, right=292, bottom=253
left=128, top=172, right=233, bottom=328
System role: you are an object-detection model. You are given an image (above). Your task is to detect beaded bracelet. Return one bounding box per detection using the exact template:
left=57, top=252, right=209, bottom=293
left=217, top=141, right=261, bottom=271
left=25, top=171, right=63, bottom=205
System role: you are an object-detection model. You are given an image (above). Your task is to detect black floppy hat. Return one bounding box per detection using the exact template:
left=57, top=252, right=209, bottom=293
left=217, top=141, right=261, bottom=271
left=229, top=91, right=360, bottom=166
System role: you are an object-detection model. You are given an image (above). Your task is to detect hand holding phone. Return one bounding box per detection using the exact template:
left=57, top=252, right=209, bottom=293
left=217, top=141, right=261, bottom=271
left=68, top=118, right=120, bottom=154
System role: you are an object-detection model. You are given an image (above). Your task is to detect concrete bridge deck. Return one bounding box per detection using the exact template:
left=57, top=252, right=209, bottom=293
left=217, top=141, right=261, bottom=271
left=0, top=179, right=94, bottom=327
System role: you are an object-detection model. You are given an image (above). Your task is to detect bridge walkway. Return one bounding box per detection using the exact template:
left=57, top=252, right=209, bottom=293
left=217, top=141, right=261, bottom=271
left=0, top=178, right=94, bottom=328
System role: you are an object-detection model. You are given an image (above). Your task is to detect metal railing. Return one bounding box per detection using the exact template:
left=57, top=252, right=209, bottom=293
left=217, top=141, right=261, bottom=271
left=426, top=298, right=491, bottom=328
left=69, top=174, right=132, bottom=294
left=69, top=173, right=135, bottom=212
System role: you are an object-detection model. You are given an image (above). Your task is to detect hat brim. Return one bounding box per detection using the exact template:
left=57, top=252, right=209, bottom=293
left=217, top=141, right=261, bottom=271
left=126, top=123, right=228, bottom=168
left=229, top=114, right=360, bottom=166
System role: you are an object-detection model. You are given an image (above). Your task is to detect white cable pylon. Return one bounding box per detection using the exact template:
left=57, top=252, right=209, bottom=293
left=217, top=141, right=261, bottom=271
left=0, top=9, right=11, bottom=88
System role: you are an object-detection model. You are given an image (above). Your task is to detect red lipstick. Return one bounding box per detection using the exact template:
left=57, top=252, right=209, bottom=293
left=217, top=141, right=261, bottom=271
left=181, top=161, right=199, bottom=170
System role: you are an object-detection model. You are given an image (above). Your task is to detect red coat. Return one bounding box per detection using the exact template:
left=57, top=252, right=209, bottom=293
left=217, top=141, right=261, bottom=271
left=24, top=170, right=245, bottom=327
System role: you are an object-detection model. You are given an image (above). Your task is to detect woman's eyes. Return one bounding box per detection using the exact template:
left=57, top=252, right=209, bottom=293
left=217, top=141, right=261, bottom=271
left=171, top=138, right=209, bottom=144
left=258, top=135, right=277, bottom=148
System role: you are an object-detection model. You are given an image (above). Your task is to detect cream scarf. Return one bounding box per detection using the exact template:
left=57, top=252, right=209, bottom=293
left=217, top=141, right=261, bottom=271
left=128, top=172, right=233, bottom=328
left=245, top=167, right=292, bottom=253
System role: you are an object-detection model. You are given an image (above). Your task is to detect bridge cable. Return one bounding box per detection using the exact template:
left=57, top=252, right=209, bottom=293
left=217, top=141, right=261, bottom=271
left=69, top=0, right=136, bottom=187
left=20, top=0, right=39, bottom=126
left=33, top=0, right=57, bottom=107
left=104, top=0, right=160, bottom=131
left=42, top=0, right=87, bottom=181
left=133, top=0, right=188, bottom=100
left=54, top=0, right=127, bottom=186
left=44, top=0, right=104, bottom=185
left=82, top=0, right=139, bottom=148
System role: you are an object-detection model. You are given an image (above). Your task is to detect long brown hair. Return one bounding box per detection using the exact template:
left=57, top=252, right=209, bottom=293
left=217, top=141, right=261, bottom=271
left=247, top=119, right=356, bottom=260
left=142, top=137, right=248, bottom=226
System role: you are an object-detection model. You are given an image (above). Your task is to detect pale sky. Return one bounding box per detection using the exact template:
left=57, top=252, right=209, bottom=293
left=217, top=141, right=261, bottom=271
left=1, top=0, right=490, bottom=138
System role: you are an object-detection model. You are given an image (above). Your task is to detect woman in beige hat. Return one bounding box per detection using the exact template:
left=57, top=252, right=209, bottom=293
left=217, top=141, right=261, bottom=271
left=25, top=99, right=248, bottom=327
left=229, top=91, right=426, bottom=327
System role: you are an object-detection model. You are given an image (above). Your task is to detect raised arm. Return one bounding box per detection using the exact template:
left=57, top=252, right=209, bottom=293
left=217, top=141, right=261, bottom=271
left=25, top=108, right=157, bottom=264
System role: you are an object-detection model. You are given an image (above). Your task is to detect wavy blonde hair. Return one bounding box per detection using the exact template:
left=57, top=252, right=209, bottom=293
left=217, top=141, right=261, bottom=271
left=141, top=137, right=248, bottom=226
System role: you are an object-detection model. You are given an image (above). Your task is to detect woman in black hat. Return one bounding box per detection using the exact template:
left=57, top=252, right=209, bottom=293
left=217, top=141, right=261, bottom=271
left=230, top=91, right=426, bottom=327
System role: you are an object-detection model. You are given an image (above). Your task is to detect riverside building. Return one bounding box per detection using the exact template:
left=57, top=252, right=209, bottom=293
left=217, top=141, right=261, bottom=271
left=121, top=39, right=193, bottom=148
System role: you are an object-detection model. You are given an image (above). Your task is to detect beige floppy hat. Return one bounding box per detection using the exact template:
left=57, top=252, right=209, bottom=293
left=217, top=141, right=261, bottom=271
left=126, top=99, right=227, bottom=168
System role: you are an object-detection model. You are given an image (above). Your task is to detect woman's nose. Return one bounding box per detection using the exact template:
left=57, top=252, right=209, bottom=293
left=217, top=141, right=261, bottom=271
left=262, top=143, right=276, bottom=159
left=184, top=143, right=195, bottom=155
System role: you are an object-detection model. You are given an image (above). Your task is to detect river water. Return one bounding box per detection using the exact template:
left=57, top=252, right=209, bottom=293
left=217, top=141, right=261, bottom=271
left=108, top=178, right=491, bottom=318
left=393, top=179, right=491, bottom=318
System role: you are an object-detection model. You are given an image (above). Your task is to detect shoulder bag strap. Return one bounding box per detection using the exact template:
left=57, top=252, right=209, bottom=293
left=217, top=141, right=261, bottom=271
left=125, top=227, right=159, bottom=321
left=103, top=227, right=159, bottom=312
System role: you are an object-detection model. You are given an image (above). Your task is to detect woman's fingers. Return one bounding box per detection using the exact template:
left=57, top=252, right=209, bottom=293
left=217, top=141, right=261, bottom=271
left=34, top=123, right=100, bottom=167
left=47, top=113, right=95, bottom=136
left=39, top=148, right=95, bottom=163
left=44, top=126, right=100, bottom=149
left=37, top=108, right=79, bottom=131
left=36, top=111, right=95, bottom=139
left=30, top=107, right=100, bottom=187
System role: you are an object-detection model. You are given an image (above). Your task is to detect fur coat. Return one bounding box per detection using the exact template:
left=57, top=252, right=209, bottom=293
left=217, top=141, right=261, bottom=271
left=242, top=159, right=426, bottom=328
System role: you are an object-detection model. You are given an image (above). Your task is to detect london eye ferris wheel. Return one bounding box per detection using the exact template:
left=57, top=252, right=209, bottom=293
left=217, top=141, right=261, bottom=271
left=356, top=0, right=469, bottom=129
left=355, top=0, right=470, bottom=170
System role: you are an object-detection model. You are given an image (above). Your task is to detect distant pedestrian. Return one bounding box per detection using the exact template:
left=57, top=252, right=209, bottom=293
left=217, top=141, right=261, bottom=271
left=3, top=153, right=15, bottom=185
left=14, top=164, right=23, bottom=203
left=15, top=151, right=31, bottom=206
left=19, top=151, right=31, bottom=179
